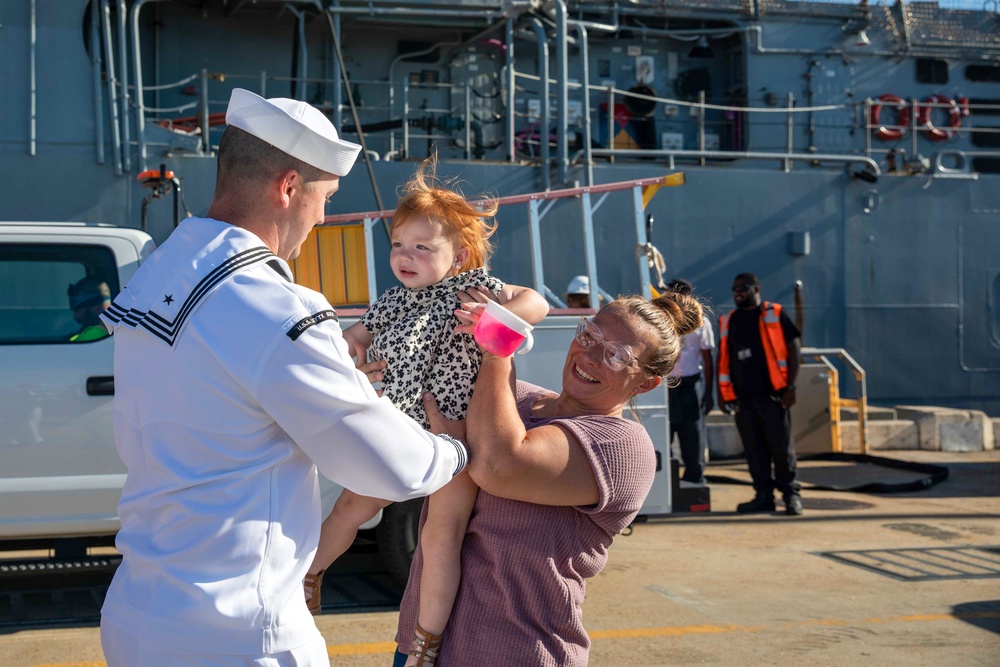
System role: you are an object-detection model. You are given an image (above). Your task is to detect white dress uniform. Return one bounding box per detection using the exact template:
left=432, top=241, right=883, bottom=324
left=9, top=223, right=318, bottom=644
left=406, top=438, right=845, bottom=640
left=99, top=217, right=466, bottom=664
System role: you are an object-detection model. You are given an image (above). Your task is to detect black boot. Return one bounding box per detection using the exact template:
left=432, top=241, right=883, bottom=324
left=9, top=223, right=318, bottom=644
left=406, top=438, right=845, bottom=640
left=736, top=495, right=776, bottom=514
left=784, top=494, right=804, bottom=516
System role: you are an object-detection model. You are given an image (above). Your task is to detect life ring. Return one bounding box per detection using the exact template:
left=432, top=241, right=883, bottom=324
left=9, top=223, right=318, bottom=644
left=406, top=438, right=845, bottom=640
left=869, top=94, right=910, bottom=141
left=917, top=94, right=964, bottom=142
left=159, top=112, right=227, bottom=133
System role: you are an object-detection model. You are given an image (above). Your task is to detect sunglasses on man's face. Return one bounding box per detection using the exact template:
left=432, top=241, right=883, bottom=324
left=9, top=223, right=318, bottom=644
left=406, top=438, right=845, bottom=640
left=732, top=284, right=753, bottom=294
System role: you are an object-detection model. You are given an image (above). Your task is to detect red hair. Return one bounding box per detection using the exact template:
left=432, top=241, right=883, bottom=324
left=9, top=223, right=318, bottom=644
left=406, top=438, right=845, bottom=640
left=391, top=155, right=497, bottom=272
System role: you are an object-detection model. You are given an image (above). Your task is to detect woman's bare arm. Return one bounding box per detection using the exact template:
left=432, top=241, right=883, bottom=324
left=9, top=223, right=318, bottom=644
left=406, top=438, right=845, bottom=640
left=464, top=354, right=599, bottom=506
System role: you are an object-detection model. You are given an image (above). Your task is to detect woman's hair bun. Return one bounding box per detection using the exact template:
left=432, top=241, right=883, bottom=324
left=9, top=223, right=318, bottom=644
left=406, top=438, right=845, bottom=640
left=654, top=291, right=704, bottom=338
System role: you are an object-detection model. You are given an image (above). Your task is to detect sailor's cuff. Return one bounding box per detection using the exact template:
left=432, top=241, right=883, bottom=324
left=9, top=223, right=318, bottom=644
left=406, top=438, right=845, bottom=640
left=436, top=433, right=469, bottom=476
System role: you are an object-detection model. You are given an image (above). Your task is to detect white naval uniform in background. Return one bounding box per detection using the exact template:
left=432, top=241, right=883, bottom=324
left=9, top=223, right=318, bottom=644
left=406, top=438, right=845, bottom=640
left=99, top=217, right=466, bottom=665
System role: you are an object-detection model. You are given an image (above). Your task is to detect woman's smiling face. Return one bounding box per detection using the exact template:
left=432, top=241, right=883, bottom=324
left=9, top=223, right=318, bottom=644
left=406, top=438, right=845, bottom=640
left=561, top=305, right=659, bottom=415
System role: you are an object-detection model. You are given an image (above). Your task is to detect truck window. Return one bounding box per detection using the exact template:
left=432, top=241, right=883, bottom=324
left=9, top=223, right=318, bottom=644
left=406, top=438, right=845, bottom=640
left=0, top=244, right=119, bottom=344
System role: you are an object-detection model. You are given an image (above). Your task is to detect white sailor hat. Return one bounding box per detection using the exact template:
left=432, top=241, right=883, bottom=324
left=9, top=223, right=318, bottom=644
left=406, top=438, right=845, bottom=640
left=225, top=88, right=362, bottom=177
left=566, top=275, right=590, bottom=295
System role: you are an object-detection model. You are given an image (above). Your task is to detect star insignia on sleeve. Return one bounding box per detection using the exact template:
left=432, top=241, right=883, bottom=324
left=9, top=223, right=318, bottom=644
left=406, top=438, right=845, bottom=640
left=163, top=294, right=174, bottom=305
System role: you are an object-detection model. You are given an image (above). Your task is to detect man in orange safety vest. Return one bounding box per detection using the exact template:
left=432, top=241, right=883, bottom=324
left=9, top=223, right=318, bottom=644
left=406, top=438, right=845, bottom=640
left=718, top=273, right=803, bottom=516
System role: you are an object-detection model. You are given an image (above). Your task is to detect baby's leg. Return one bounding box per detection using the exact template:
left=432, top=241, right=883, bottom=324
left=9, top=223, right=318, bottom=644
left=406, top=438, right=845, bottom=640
left=405, top=471, right=478, bottom=665
left=308, top=490, right=388, bottom=580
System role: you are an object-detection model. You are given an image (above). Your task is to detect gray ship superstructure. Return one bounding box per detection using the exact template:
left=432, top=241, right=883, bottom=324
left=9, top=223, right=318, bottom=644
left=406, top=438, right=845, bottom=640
left=3, top=0, right=1000, bottom=413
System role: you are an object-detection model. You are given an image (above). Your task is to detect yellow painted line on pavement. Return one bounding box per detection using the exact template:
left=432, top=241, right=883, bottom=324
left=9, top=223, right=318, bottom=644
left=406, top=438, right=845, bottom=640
left=327, top=640, right=397, bottom=656
left=30, top=610, right=1000, bottom=666
left=587, top=610, right=1000, bottom=643
left=589, top=623, right=767, bottom=639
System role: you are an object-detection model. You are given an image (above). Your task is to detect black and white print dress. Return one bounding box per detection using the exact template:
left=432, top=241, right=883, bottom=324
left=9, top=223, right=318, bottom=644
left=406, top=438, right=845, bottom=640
left=361, top=268, right=504, bottom=429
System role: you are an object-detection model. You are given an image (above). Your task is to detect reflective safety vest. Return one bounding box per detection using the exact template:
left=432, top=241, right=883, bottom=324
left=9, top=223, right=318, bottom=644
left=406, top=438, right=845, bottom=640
left=69, top=324, right=110, bottom=342
left=718, top=301, right=789, bottom=402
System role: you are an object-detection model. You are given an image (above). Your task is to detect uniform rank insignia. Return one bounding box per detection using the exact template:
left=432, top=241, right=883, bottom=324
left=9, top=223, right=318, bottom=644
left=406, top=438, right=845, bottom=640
left=287, top=310, right=339, bottom=341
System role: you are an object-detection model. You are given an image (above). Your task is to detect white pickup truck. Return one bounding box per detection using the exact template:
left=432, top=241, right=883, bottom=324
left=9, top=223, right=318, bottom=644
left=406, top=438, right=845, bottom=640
left=0, top=222, right=677, bottom=582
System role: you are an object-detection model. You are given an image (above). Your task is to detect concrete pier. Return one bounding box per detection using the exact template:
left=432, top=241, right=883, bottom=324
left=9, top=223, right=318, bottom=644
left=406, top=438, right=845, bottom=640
left=708, top=406, right=997, bottom=461
left=2, top=450, right=997, bottom=667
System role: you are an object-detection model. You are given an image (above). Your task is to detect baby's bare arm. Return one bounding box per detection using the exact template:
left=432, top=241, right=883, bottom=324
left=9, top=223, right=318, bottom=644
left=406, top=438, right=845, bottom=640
left=342, top=320, right=374, bottom=359
left=495, top=283, right=549, bottom=325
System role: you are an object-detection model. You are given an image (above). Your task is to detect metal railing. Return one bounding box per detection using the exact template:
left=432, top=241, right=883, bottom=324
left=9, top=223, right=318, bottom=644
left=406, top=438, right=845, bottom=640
left=801, top=347, right=870, bottom=455
left=863, top=96, right=1000, bottom=178
left=123, top=1, right=1000, bottom=182
left=317, top=173, right=685, bottom=309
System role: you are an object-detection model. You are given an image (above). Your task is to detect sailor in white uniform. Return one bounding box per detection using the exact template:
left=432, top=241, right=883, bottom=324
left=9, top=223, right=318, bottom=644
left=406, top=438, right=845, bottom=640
left=99, top=89, right=468, bottom=666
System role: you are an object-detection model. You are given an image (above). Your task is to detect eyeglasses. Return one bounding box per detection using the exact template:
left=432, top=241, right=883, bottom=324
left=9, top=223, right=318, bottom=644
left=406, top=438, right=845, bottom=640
left=574, top=318, right=638, bottom=372
left=732, top=284, right=752, bottom=294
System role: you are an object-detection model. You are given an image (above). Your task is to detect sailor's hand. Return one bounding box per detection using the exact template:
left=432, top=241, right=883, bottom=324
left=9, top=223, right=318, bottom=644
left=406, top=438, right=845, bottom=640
left=422, top=392, right=467, bottom=441
left=701, top=394, right=714, bottom=416
left=721, top=400, right=737, bottom=415
left=354, top=342, right=386, bottom=395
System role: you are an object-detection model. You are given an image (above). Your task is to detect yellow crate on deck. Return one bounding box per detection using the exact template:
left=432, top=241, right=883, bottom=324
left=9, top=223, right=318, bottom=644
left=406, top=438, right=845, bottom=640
left=290, top=224, right=369, bottom=307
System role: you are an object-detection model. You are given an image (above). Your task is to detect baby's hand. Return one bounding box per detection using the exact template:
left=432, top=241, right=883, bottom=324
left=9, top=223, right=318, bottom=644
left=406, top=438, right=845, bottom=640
left=354, top=342, right=387, bottom=396
left=455, top=301, right=486, bottom=335
left=458, top=285, right=499, bottom=305
left=455, top=286, right=495, bottom=335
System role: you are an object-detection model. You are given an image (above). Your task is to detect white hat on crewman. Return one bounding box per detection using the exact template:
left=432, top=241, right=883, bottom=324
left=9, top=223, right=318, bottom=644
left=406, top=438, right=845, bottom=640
left=566, top=275, right=590, bottom=295
left=225, top=88, right=362, bottom=177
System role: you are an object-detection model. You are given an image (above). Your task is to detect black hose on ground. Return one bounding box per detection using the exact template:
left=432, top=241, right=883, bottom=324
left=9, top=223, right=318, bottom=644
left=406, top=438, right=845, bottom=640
left=705, top=452, right=949, bottom=494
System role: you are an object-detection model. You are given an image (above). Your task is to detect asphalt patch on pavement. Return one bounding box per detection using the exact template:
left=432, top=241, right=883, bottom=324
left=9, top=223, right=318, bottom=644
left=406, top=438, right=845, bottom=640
left=884, top=522, right=964, bottom=542
left=801, top=497, right=874, bottom=511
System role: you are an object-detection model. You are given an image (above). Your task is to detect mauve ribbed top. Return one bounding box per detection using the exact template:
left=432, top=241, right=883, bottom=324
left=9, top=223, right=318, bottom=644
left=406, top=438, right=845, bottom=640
left=396, top=381, right=656, bottom=666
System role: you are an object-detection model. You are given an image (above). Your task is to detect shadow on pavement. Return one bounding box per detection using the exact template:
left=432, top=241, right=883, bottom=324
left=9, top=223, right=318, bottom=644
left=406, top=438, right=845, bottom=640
left=952, top=600, right=1000, bottom=635
left=705, top=458, right=1000, bottom=500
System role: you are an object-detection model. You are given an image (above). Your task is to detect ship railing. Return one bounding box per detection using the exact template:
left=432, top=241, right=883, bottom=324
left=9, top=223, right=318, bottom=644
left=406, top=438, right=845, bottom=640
left=511, top=73, right=1000, bottom=180
left=129, top=51, right=999, bottom=183
left=136, top=69, right=359, bottom=159
left=509, top=72, right=880, bottom=178
left=400, top=80, right=499, bottom=162
left=134, top=66, right=486, bottom=165
left=130, top=36, right=881, bottom=176
left=325, top=76, right=503, bottom=163
left=133, top=67, right=1000, bottom=187
left=863, top=97, right=1000, bottom=178
left=800, top=347, right=870, bottom=455
left=292, top=173, right=685, bottom=309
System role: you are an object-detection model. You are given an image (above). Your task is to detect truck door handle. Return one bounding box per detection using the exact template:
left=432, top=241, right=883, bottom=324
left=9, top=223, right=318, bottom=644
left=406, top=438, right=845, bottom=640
left=87, top=376, right=115, bottom=396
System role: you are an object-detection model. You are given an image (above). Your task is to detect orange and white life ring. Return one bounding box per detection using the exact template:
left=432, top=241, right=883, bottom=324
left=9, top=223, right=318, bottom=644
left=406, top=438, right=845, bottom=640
left=917, top=94, right=966, bottom=142
left=869, top=94, right=910, bottom=141
left=159, top=112, right=227, bottom=133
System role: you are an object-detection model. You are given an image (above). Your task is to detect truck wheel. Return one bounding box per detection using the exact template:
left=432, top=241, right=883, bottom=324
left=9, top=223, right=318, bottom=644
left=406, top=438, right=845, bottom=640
left=376, top=498, right=423, bottom=587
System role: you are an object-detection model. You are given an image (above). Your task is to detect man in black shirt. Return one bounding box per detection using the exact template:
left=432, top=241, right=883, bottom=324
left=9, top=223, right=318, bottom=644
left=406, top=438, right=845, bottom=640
left=718, top=273, right=803, bottom=515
